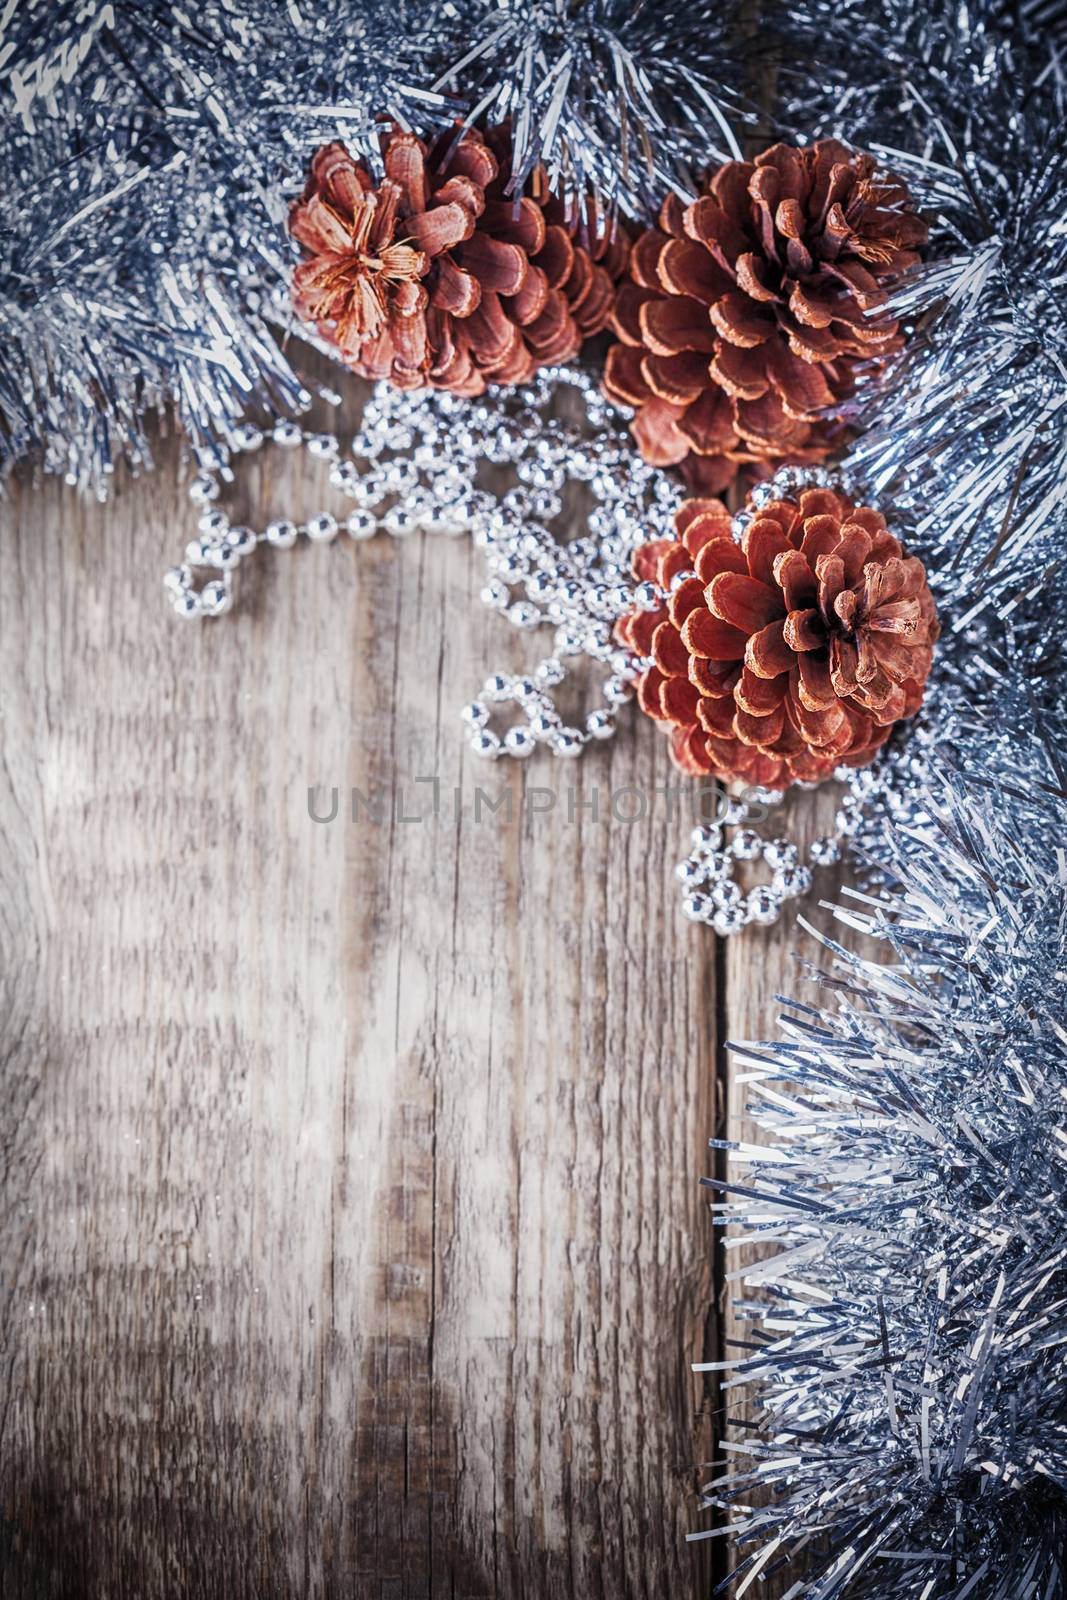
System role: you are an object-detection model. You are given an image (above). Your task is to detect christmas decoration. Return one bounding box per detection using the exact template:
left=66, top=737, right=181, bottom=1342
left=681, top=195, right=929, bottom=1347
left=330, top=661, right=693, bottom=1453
left=0, top=0, right=750, bottom=497
left=843, top=97, right=1067, bottom=628
left=760, top=2, right=1067, bottom=625
left=429, top=0, right=753, bottom=222
left=602, top=142, right=926, bottom=491
left=693, top=673, right=1067, bottom=1598
left=6, top=1, right=1067, bottom=1593
left=617, top=473, right=937, bottom=788
left=289, top=129, right=627, bottom=395
left=165, top=365, right=684, bottom=759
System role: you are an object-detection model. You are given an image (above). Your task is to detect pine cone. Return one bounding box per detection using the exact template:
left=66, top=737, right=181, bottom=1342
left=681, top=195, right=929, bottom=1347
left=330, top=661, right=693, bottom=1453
left=617, top=485, right=938, bottom=790
left=603, top=142, right=926, bottom=492
left=289, top=128, right=628, bottom=396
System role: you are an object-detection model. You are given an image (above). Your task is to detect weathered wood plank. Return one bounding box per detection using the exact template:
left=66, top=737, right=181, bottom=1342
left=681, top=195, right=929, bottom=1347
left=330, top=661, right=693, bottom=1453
left=0, top=395, right=725, bottom=1597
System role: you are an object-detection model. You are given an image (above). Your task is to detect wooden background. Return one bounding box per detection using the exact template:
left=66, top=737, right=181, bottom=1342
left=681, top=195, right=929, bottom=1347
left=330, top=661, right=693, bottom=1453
left=0, top=378, right=848, bottom=1599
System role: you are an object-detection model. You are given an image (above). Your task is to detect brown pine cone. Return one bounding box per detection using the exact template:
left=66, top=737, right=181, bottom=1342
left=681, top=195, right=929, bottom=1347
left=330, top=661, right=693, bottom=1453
left=603, top=141, right=926, bottom=492
left=289, top=128, right=629, bottom=396
left=616, top=484, right=938, bottom=790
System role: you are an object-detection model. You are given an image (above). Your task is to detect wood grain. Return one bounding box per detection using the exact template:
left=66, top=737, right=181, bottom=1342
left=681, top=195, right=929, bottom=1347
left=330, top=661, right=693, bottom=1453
left=0, top=384, right=725, bottom=1600
left=0, top=381, right=870, bottom=1598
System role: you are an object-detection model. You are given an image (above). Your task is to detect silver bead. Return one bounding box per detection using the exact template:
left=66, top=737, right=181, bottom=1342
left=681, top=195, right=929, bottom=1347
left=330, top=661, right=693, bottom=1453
left=265, top=519, right=298, bottom=549
left=722, top=796, right=749, bottom=826
left=306, top=432, right=339, bottom=459
left=633, top=581, right=660, bottom=611
left=835, top=804, right=863, bottom=838
left=384, top=460, right=418, bottom=493
left=490, top=551, right=524, bottom=582
left=419, top=503, right=458, bottom=536
left=198, top=509, right=229, bottom=536
left=305, top=513, right=339, bottom=543
left=712, top=904, right=747, bottom=937
left=529, top=712, right=559, bottom=741
left=747, top=885, right=782, bottom=926
left=188, top=474, right=219, bottom=504
left=173, top=591, right=201, bottom=620
left=551, top=727, right=584, bottom=757
left=670, top=568, right=696, bottom=591
left=346, top=509, right=378, bottom=541
left=676, top=857, right=707, bottom=885
left=712, top=879, right=743, bottom=910
left=731, top=828, right=763, bottom=860
left=461, top=701, right=490, bottom=730
left=352, top=474, right=386, bottom=509
left=586, top=708, right=616, bottom=740
left=384, top=505, right=419, bottom=538
left=440, top=472, right=474, bottom=501
left=482, top=674, right=512, bottom=703
left=272, top=419, right=303, bottom=447
left=199, top=579, right=232, bottom=616
left=809, top=834, right=842, bottom=867
left=225, top=525, right=257, bottom=554
left=508, top=601, right=541, bottom=629
left=351, top=430, right=383, bottom=459
left=691, top=823, right=723, bottom=852
left=682, top=893, right=712, bottom=923
left=444, top=496, right=482, bottom=532
left=329, top=460, right=360, bottom=492
left=751, top=785, right=785, bottom=808
left=534, top=658, right=565, bottom=688
left=163, top=566, right=189, bottom=594
left=774, top=864, right=813, bottom=899
left=762, top=837, right=798, bottom=871
left=603, top=675, right=633, bottom=706
left=512, top=677, right=539, bottom=703
left=470, top=730, right=501, bottom=759
left=232, top=422, right=264, bottom=452
left=504, top=726, right=536, bottom=758
left=481, top=580, right=510, bottom=610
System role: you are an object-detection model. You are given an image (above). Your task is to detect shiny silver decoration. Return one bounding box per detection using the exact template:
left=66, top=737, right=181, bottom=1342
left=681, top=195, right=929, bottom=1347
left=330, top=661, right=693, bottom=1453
left=0, top=0, right=752, bottom=497
left=165, top=381, right=865, bottom=935
left=690, top=618, right=1067, bottom=1593
left=765, top=0, right=1066, bottom=632
left=0, top=0, right=445, bottom=495
left=431, top=0, right=750, bottom=220
left=164, top=363, right=689, bottom=761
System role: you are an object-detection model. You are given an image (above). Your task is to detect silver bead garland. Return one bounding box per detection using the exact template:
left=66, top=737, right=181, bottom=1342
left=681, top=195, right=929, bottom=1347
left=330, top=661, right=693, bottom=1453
left=165, top=365, right=678, bottom=761
left=166, top=380, right=870, bottom=935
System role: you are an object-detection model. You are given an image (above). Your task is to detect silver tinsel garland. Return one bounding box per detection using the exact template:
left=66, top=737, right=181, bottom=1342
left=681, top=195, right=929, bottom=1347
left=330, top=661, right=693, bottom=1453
left=0, top=0, right=457, bottom=492
left=695, top=654, right=1067, bottom=1596
left=844, top=96, right=1067, bottom=631
left=0, top=0, right=753, bottom=494
left=429, top=0, right=751, bottom=216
